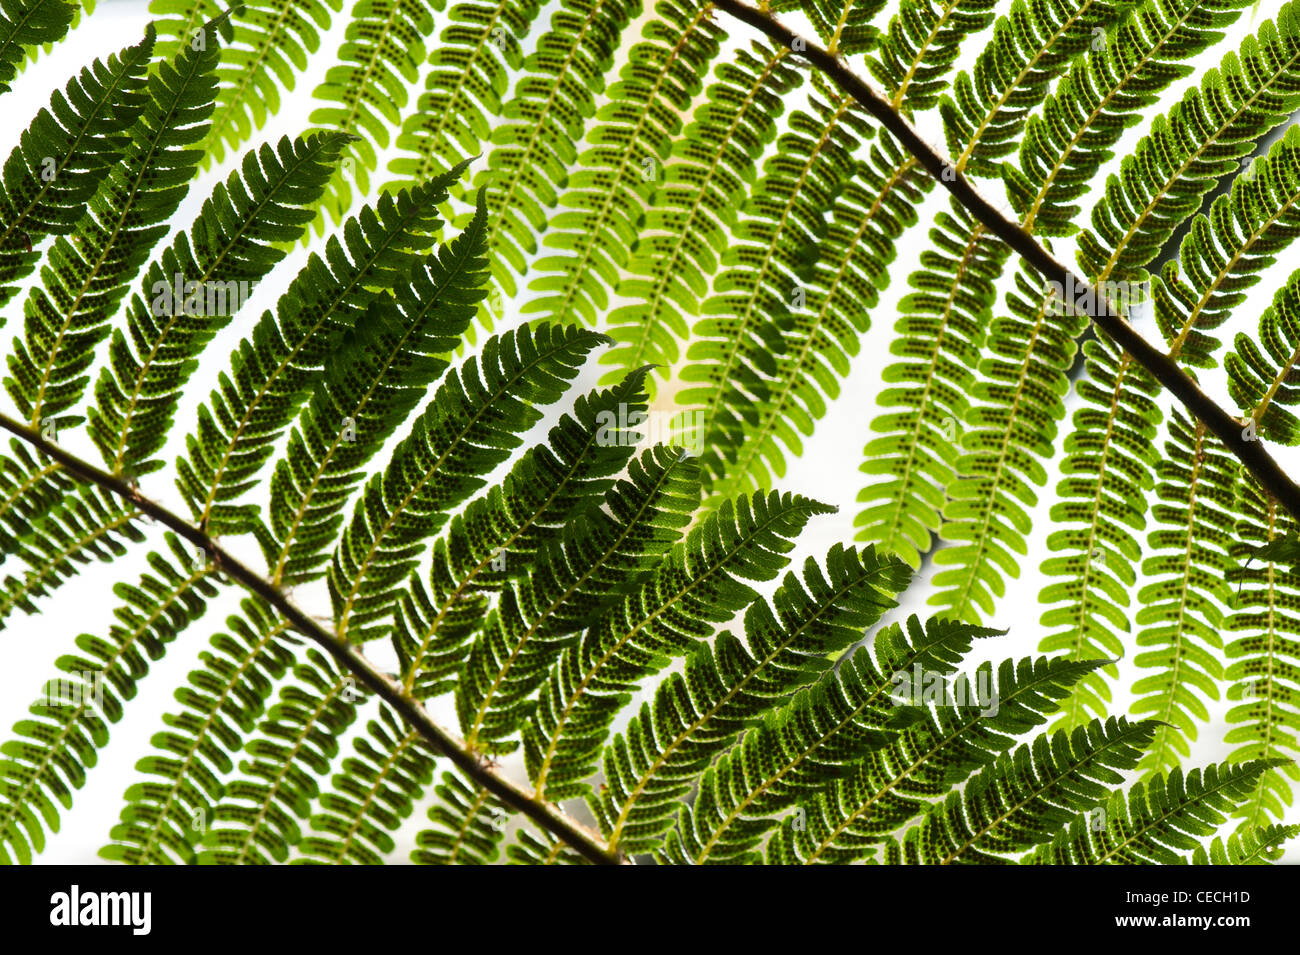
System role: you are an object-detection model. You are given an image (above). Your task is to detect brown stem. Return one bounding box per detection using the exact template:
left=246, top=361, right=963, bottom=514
left=0, top=412, right=622, bottom=866
left=713, top=0, right=1300, bottom=522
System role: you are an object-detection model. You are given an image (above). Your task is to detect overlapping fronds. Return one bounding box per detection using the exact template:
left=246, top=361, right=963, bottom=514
left=389, top=0, right=544, bottom=186
left=1078, top=4, right=1300, bottom=282
left=715, top=128, right=934, bottom=499
left=1026, top=760, right=1288, bottom=863
left=885, top=716, right=1158, bottom=864
left=101, top=597, right=294, bottom=864
left=1222, top=475, right=1300, bottom=827
left=1130, top=411, right=1235, bottom=773
left=310, top=0, right=438, bottom=226
left=88, top=132, right=351, bottom=479
left=769, top=655, right=1107, bottom=864
left=1009, top=0, right=1252, bottom=237
left=197, top=649, right=361, bottom=864
left=0, top=27, right=153, bottom=308
left=942, top=0, right=1130, bottom=178
left=265, top=192, right=490, bottom=586
left=927, top=263, right=1089, bottom=622
left=455, top=437, right=700, bottom=747
left=328, top=322, right=607, bottom=642
left=1041, top=4, right=1300, bottom=727
left=522, top=491, right=835, bottom=801
left=522, top=0, right=721, bottom=329
left=856, top=201, right=1007, bottom=566
left=297, top=706, right=434, bottom=864
left=175, top=172, right=455, bottom=535
left=0, top=483, right=145, bottom=627
left=476, top=0, right=638, bottom=299
left=663, top=614, right=1003, bottom=864
left=5, top=13, right=226, bottom=428
left=590, top=544, right=913, bottom=855
left=599, top=41, right=798, bottom=384
left=681, top=87, right=870, bottom=491
left=202, top=0, right=346, bottom=164
left=2, top=535, right=217, bottom=864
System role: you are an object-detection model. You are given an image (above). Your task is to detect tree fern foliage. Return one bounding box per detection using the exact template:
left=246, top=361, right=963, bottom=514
left=2, top=0, right=1300, bottom=868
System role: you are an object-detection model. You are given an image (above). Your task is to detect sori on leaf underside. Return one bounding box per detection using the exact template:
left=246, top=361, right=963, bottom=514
left=0, top=0, right=1298, bottom=865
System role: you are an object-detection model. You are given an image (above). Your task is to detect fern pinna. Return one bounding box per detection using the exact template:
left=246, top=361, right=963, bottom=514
left=0, top=0, right=1298, bottom=867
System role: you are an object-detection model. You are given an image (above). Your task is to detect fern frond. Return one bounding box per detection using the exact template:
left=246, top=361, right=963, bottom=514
left=0, top=27, right=154, bottom=308
left=591, top=544, right=912, bottom=855
left=714, top=129, right=934, bottom=499
left=297, top=706, right=434, bottom=863
left=1222, top=475, right=1300, bottom=828
left=1038, top=341, right=1159, bottom=726
left=411, top=771, right=509, bottom=864
left=175, top=172, right=455, bottom=535
left=1026, top=759, right=1289, bottom=863
left=1227, top=267, right=1300, bottom=444
left=772, top=655, right=1107, bottom=864
left=523, top=491, right=835, bottom=801
left=869, top=0, right=997, bottom=113
left=265, top=192, right=490, bottom=587
left=309, top=0, right=437, bottom=227
left=600, top=41, right=798, bottom=385
left=1010, top=0, right=1252, bottom=237
left=663, top=614, right=1002, bottom=863
left=522, top=0, right=721, bottom=329
left=455, top=440, right=699, bottom=747
left=886, top=716, right=1158, bottom=864
left=0, top=484, right=144, bottom=627
left=0, top=0, right=75, bottom=95
left=198, top=649, right=360, bottom=864
left=476, top=0, right=638, bottom=299
left=1078, top=4, right=1300, bottom=283
left=942, top=0, right=1131, bottom=178
left=389, top=0, right=544, bottom=187
left=857, top=201, right=1007, bottom=566
left=1129, top=412, right=1234, bottom=773
left=681, top=87, right=870, bottom=492
left=328, top=322, right=607, bottom=642
left=203, top=0, right=346, bottom=164
left=1189, top=822, right=1300, bottom=863
left=5, top=12, right=226, bottom=428
left=927, top=263, right=1088, bottom=622
left=0, top=535, right=215, bottom=865
left=88, top=132, right=351, bottom=479
left=101, top=597, right=294, bottom=864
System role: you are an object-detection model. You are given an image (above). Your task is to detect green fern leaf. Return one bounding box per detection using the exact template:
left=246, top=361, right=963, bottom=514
left=88, top=132, right=352, bottom=479
left=0, top=26, right=154, bottom=308
left=1026, top=760, right=1290, bottom=863
left=328, top=322, right=608, bottom=642
left=4, top=12, right=227, bottom=428
left=522, top=491, right=835, bottom=801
